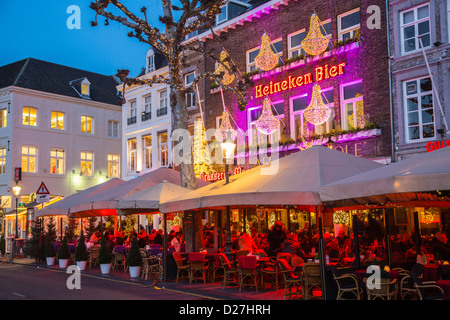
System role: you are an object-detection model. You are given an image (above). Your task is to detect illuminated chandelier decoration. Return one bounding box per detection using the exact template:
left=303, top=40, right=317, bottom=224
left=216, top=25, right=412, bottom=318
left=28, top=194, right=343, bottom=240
left=301, top=14, right=329, bottom=56
left=304, top=84, right=332, bottom=125
left=214, top=50, right=235, bottom=86
left=255, top=97, right=280, bottom=135
left=254, top=33, right=279, bottom=71
left=216, top=110, right=237, bottom=143
left=333, top=211, right=350, bottom=226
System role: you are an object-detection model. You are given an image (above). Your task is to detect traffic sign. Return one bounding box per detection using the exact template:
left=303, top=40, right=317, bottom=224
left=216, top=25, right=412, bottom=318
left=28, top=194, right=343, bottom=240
left=36, top=182, right=50, bottom=195
left=36, top=194, right=50, bottom=203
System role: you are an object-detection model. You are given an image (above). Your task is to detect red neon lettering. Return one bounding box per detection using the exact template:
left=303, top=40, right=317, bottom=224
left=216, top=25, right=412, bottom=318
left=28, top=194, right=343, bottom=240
left=315, top=67, right=323, bottom=81
left=304, top=73, right=312, bottom=84
left=273, top=82, right=281, bottom=93
left=338, top=63, right=346, bottom=75
left=281, top=80, right=288, bottom=91
left=263, top=86, right=270, bottom=96
left=255, top=85, right=263, bottom=98
left=288, top=76, right=296, bottom=89
left=296, top=75, right=303, bottom=87
left=324, top=64, right=330, bottom=79
left=329, top=66, right=338, bottom=77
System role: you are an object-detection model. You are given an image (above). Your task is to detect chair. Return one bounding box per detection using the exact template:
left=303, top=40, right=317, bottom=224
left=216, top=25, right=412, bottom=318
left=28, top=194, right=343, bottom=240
left=218, top=253, right=239, bottom=288
left=238, top=255, right=259, bottom=292
left=409, top=263, right=445, bottom=300
left=260, top=257, right=279, bottom=290
left=88, top=245, right=101, bottom=268
left=188, top=252, right=208, bottom=285
left=302, top=263, right=322, bottom=300
left=276, top=259, right=303, bottom=300
left=277, top=253, right=294, bottom=267
left=173, top=251, right=190, bottom=282
left=112, top=251, right=127, bottom=271
left=141, top=255, right=162, bottom=281
left=365, top=277, right=397, bottom=300
left=330, top=265, right=362, bottom=300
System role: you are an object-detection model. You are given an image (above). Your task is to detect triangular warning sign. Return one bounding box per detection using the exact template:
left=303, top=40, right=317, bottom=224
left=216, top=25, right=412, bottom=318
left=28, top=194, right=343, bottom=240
left=36, top=182, right=50, bottom=195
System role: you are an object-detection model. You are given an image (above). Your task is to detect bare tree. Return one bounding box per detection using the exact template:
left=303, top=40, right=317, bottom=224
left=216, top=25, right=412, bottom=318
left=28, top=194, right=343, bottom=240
left=90, top=0, right=252, bottom=190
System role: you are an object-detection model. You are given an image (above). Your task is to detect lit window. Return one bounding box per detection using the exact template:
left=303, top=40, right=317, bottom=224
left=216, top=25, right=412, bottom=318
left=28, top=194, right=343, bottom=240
left=107, top=154, right=120, bottom=178
left=108, top=120, right=119, bottom=138
left=404, top=77, right=434, bottom=142
left=81, top=116, right=93, bottom=133
left=340, top=81, right=364, bottom=130
left=51, top=111, right=65, bottom=130
left=127, top=138, right=137, bottom=172
left=400, top=3, right=430, bottom=55
left=142, top=135, right=152, bottom=170
left=185, top=72, right=196, bottom=109
left=80, top=151, right=93, bottom=176
left=0, top=109, right=7, bottom=128
left=0, top=147, right=6, bottom=175
left=50, top=149, right=64, bottom=174
left=338, top=8, right=360, bottom=40
left=23, top=107, right=37, bottom=126
left=248, top=100, right=285, bottom=146
left=81, top=84, right=89, bottom=95
left=157, top=90, right=168, bottom=117
left=22, top=146, right=37, bottom=173
left=247, top=38, right=283, bottom=73
left=158, top=131, right=169, bottom=167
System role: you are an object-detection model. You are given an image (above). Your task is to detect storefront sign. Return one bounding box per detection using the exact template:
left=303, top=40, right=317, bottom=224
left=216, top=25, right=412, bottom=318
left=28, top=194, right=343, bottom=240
left=426, top=140, right=450, bottom=152
left=255, top=62, right=346, bottom=98
left=199, top=166, right=246, bottom=182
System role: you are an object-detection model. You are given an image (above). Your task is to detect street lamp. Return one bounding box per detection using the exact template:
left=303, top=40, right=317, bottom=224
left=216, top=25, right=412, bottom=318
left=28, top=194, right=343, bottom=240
left=9, top=182, right=21, bottom=262
left=326, top=136, right=335, bottom=149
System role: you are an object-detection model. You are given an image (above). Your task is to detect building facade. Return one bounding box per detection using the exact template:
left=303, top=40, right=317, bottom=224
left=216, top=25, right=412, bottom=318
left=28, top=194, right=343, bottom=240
left=0, top=58, right=122, bottom=239
left=389, top=0, right=450, bottom=160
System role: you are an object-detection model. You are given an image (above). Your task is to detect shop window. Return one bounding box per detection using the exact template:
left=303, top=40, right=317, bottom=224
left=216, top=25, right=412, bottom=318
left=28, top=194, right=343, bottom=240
left=22, top=146, right=37, bottom=173
left=247, top=38, right=282, bottom=73
left=400, top=3, right=430, bottom=55
left=338, top=8, right=360, bottom=40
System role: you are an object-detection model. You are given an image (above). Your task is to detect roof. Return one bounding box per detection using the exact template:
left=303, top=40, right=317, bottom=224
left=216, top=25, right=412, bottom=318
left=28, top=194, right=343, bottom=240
left=0, top=58, right=121, bottom=106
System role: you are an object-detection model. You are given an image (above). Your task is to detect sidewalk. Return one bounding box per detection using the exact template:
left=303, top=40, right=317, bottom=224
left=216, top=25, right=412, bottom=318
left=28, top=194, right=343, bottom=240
left=7, top=257, right=303, bottom=301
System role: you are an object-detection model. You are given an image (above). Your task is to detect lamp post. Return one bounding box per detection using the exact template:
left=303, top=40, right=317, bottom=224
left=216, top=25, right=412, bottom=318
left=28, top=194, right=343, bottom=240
left=9, top=182, right=21, bottom=262
left=326, top=136, right=335, bottom=149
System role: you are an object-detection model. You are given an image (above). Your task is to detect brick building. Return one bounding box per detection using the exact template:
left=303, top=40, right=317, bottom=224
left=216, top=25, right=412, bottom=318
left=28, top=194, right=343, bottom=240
left=189, top=0, right=393, bottom=167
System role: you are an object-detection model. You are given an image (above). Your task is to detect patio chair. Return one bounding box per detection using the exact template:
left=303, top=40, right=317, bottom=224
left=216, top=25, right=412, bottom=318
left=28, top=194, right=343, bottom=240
left=260, top=257, right=279, bottom=290
left=276, top=258, right=303, bottom=300
left=365, top=277, right=397, bottom=300
left=409, top=263, right=444, bottom=300
left=88, top=245, right=101, bottom=268
left=218, top=253, right=239, bottom=288
left=302, top=263, right=322, bottom=300
left=112, top=251, right=127, bottom=271
left=238, top=255, right=258, bottom=292
left=173, top=251, right=189, bottom=282
left=141, top=255, right=162, bottom=281
left=330, top=265, right=362, bottom=300
left=188, top=252, right=208, bottom=285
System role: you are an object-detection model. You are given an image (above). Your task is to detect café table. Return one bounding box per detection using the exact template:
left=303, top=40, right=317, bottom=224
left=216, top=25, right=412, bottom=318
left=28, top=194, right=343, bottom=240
left=436, top=280, right=450, bottom=300
left=114, top=245, right=130, bottom=254
left=423, top=264, right=439, bottom=282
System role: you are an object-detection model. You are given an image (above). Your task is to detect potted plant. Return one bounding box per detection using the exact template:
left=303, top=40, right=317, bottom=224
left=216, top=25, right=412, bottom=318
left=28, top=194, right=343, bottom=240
left=75, top=234, right=88, bottom=271
left=126, top=236, right=142, bottom=278
left=0, top=235, right=5, bottom=257
left=44, top=234, right=56, bottom=266
left=57, top=236, right=70, bottom=269
left=98, top=236, right=112, bottom=275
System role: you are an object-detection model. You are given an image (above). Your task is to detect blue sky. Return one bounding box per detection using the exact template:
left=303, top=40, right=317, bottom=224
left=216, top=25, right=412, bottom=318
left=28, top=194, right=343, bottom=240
left=0, top=1, right=167, bottom=77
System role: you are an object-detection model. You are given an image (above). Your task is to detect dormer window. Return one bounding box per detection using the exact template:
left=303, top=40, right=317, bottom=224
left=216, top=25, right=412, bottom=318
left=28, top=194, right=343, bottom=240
left=217, top=4, right=228, bottom=25
left=146, top=48, right=155, bottom=73
left=70, top=77, right=91, bottom=99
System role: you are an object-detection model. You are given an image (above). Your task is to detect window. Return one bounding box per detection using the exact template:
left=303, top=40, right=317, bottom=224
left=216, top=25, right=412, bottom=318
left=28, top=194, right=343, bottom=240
left=404, top=77, right=434, bottom=142
left=400, top=3, right=430, bottom=55
left=0, top=147, right=5, bottom=175
left=127, top=138, right=137, bottom=172
left=142, top=135, right=152, bottom=170
left=80, top=151, right=93, bottom=176
left=147, top=55, right=155, bottom=73
left=22, top=146, right=37, bottom=173
left=23, top=107, right=37, bottom=126
left=142, top=95, right=152, bottom=121
left=291, top=89, right=334, bottom=140
left=338, top=8, right=361, bottom=40
left=51, top=111, right=65, bottom=130
left=248, top=100, right=285, bottom=146
left=128, top=100, right=137, bottom=125
left=108, top=120, right=119, bottom=138
left=82, top=84, right=89, bottom=95
left=157, top=90, right=168, bottom=117
left=107, top=154, right=120, bottom=178
left=158, top=131, right=169, bottom=167
left=247, top=38, right=283, bottom=72
left=50, top=149, right=64, bottom=174
left=185, top=73, right=196, bottom=109
left=288, top=19, right=331, bottom=59
left=341, top=81, right=364, bottom=130
left=217, top=4, right=227, bottom=24
left=81, top=116, right=93, bottom=133
left=0, top=109, right=7, bottom=128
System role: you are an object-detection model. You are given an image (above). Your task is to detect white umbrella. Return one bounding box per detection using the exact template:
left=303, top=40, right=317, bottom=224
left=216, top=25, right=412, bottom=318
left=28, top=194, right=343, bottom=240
left=319, top=146, right=450, bottom=207
left=159, top=145, right=383, bottom=213
left=34, top=178, right=124, bottom=218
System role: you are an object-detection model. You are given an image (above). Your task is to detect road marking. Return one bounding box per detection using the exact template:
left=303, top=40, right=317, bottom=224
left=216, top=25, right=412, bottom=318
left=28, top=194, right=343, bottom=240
left=12, top=293, right=26, bottom=298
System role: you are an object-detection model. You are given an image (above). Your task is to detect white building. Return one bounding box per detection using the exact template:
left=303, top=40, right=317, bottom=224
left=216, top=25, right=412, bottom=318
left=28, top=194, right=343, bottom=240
left=0, top=58, right=122, bottom=239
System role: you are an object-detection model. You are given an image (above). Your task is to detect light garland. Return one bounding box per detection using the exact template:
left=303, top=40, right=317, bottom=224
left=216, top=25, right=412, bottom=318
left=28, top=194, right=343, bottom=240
left=255, top=97, right=280, bottom=135
left=216, top=110, right=237, bottom=142
left=254, top=33, right=279, bottom=71
left=193, top=119, right=213, bottom=178
left=214, top=50, right=235, bottom=86
left=304, top=84, right=332, bottom=125
left=333, top=210, right=350, bottom=226
left=301, top=14, right=329, bottom=56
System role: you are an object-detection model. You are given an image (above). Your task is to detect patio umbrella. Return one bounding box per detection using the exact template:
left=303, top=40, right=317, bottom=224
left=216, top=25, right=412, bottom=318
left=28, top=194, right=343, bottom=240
left=159, top=145, right=383, bottom=213
left=68, top=167, right=209, bottom=217
left=319, top=146, right=450, bottom=208
left=34, top=178, right=124, bottom=218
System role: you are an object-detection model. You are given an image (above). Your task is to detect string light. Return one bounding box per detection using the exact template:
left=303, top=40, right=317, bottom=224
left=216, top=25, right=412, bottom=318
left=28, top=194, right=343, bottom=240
left=304, top=84, right=332, bottom=125
left=193, top=119, right=213, bottom=178
left=254, top=33, right=279, bottom=71
left=216, top=110, right=237, bottom=143
left=301, top=14, right=329, bottom=56
left=255, top=97, right=280, bottom=135
left=333, top=211, right=350, bottom=226
left=214, top=50, right=235, bottom=86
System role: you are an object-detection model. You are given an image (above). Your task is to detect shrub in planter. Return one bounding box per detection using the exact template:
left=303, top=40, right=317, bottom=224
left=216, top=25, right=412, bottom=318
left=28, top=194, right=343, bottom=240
left=0, top=235, right=5, bottom=256
left=75, top=234, right=88, bottom=270
left=44, top=235, right=56, bottom=266
left=57, top=237, right=70, bottom=268
left=126, top=237, right=142, bottom=277
left=98, top=236, right=112, bottom=274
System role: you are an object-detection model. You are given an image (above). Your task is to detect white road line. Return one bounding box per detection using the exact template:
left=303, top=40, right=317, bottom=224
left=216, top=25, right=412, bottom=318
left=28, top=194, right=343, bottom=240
left=12, top=293, right=26, bottom=298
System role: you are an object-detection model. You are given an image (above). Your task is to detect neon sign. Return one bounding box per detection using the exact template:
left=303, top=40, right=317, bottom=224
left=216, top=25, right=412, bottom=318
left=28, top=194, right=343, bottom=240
left=255, top=62, right=346, bottom=98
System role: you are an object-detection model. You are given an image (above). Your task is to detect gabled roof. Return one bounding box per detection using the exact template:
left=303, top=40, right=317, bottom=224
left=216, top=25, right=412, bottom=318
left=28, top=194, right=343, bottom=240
left=0, top=58, right=121, bottom=106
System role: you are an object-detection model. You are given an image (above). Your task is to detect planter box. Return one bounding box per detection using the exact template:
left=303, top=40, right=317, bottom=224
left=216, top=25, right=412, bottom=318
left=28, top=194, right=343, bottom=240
left=100, top=263, right=111, bottom=275
left=46, top=257, right=55, bottom=266
left=76, top=260, right=87, bottom=271
left=129, top=266, right=141, bottom=278
left=58, top=259, right=69, bottom=269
